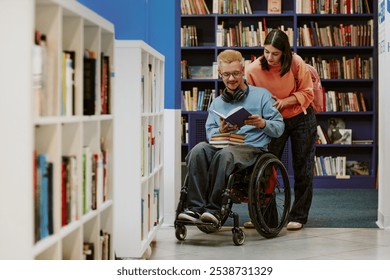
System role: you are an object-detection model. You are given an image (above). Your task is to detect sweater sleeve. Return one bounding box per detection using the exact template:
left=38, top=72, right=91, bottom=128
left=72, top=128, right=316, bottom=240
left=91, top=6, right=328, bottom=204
left=291, top=54, right=314, bottom=109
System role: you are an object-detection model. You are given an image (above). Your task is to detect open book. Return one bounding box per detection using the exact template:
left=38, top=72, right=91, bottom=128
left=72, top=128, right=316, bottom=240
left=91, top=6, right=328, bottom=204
left=212, top=106, right=251, bottom=128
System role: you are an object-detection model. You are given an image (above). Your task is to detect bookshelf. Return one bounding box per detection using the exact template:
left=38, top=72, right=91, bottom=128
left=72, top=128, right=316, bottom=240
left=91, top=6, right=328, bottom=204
left=113, top=40, right=165, bottom=259
left=180, top=0, right=377, bottom=188
left=0, top=0, right=114, bottom=259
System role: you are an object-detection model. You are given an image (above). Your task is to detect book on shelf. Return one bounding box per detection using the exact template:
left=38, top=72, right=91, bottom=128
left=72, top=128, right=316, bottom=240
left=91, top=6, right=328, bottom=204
left=100, top=53, right=110, bottom=114
left=32, top=31, right=47, bottom=117
left=316, top=125, right=329, bottom=144
left=83, top=51, right=96, bottom=115
left=346, top=161, right=369, bottom=176
left=61, top=155, right=77, bottom=226
left=62, top=50, right=75, bottom=116
left=37, top=154, right=50, bottom=240
left=83, top=146, right=92, bottom=214
left=47, top=162, right=54, bottom=235
left=212, top=106, right=251, bottom=128
left=33, top=150, right=39, bottom=242
left=268, top=0, right=281, bottom=14
left=100, top=230, right=111, bottom=260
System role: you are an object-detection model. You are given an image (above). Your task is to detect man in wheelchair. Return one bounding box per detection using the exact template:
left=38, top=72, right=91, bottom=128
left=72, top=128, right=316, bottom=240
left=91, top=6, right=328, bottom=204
left=178, top=49, right=285, bottom=226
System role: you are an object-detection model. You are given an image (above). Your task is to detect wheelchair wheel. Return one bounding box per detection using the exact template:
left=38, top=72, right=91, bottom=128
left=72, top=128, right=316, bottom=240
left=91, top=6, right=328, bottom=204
left=248, top=153, right=291, bottom=238
left=232, top=228, right=245, bottom=246
left=175, top=224, right=187, bottom=241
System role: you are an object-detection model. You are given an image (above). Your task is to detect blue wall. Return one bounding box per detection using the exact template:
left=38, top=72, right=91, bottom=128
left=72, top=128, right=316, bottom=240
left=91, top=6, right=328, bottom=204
left=77, top=0, right=180, bottom=109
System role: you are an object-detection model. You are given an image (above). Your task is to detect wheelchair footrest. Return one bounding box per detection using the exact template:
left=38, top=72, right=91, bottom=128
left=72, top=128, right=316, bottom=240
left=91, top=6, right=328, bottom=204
left=175, top=219, right=218, bottom=227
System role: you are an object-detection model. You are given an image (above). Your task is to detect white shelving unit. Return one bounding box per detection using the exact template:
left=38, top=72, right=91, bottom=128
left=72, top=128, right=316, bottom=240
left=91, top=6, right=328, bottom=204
left=0, top=0, right=114, bottom=260
left=113, top=40, right=164, bottom=259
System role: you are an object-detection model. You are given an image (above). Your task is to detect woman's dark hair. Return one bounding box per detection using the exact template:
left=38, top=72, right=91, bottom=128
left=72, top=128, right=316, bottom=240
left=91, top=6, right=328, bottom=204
left=260, top=29, right=293, bottom=76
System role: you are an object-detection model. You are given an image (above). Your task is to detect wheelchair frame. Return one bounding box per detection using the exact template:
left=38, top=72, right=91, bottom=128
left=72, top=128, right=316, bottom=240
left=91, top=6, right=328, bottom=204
left=174, top=152, right=291, bottom=245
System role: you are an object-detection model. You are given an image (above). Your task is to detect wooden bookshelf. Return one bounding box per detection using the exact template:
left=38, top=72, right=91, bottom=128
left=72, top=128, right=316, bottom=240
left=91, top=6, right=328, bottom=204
left=180, top=0, right=377, bottom=188
left=113, top=40, right=165, bottom=259
left=0, top=0, right=114, bottom=259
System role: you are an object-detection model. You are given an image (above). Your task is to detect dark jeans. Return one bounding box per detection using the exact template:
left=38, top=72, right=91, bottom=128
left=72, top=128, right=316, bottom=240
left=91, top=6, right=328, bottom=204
left=185, top=142, right=264, bottom=215
left=270, top=106, right=317, bottom=224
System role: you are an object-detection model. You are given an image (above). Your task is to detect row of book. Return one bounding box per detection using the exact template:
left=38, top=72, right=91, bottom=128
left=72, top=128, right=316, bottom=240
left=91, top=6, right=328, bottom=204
left=141, top=189, right=160, bottom=239
left=33, top=30, right=111, bottom=117
left=296, top=0, right=371, bottom=15
left=314, top=155, right=369, bottom=177
left=298, top=21, right=373, bottom=47
left=212, top=0, right=253, bottom=15
left=323, top=91, right=367, bottom=113
left=304, top=55, right=373, bottom=80
left=181, top=0, right=210, bottom=15
left=216, top=20, right=294, bottom=47
left=33, top=145, right=110, bottom=243
left=181, top=25, right=198, bottom=47
left=181, top=0, right=254, bottom=15
left=182, top=88, right=215, bottom=111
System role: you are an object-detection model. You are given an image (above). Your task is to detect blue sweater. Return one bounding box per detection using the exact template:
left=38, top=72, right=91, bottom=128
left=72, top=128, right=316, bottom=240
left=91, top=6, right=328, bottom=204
left=206, top=85, right=285, bottom=149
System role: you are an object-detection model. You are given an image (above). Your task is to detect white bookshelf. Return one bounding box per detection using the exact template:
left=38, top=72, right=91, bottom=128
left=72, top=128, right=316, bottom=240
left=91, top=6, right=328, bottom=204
left=113, top=40, right=164, bottom=259
left=0, top=0, right=114, bottom=260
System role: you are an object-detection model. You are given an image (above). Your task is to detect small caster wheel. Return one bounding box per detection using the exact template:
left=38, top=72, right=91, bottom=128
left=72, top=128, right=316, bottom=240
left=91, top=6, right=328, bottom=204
left=175, top=225, right=187, bottom=240
left=143, top=245, right=152, bottom=259
left=232, top=228, right=245, bottom=246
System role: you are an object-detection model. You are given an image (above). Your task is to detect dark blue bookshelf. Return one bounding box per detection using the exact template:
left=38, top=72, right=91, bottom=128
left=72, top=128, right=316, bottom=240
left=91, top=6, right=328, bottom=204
left=181, top=0, right=377, bottom=188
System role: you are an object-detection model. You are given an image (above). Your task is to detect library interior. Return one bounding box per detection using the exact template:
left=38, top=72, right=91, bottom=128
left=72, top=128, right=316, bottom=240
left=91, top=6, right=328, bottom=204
left=1, top=0, right=390, bottom=261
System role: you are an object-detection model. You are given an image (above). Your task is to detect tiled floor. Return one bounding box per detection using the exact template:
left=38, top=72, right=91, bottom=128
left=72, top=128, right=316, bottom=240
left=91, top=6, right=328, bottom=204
left=149, top=224, right=390, bottom=260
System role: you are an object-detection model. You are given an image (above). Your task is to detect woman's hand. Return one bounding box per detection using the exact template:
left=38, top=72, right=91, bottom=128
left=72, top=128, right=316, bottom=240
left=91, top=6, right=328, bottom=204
left=273, top=95, right=298, bottom=110
left=272, top=97, right=287, bottom=110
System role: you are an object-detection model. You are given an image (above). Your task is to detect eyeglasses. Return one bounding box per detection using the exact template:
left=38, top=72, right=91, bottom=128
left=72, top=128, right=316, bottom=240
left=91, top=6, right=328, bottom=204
left=220, top=71, right=242, bottom=79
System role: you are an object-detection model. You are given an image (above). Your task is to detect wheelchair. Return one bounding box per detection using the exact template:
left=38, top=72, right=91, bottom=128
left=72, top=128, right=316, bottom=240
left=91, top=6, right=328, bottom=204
left=174, top=152, right=291, bottom=246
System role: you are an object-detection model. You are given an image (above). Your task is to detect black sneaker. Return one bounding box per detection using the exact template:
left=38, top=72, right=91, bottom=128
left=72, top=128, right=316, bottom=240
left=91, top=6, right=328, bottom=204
left=200, top=212, right=220, bottom=225
left=178, top=209, right=201, bottom=222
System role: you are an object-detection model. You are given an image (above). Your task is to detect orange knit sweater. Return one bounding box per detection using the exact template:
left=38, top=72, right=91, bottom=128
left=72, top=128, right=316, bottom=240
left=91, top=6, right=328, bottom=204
left=245, top=53, right=314, bottom=119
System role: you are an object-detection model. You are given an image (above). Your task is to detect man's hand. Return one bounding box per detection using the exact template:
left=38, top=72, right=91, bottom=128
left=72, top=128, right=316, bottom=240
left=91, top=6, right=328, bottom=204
left=244, top=115, right=266, bottom=129
left=219, top=118, right=238, bottom=133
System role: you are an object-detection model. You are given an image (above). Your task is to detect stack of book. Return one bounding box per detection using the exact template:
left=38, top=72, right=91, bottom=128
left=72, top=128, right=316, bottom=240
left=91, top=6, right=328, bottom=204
left=209, top=132, right=245, bottom=148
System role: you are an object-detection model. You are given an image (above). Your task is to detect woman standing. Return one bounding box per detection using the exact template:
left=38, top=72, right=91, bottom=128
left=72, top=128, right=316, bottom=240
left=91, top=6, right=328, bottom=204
left=245, top=29, right=317, bottom=230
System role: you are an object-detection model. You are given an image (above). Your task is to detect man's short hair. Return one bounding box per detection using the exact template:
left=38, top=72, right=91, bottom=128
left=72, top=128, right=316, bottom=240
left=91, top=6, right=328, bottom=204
left=217, top=49, right=244, bottom=66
